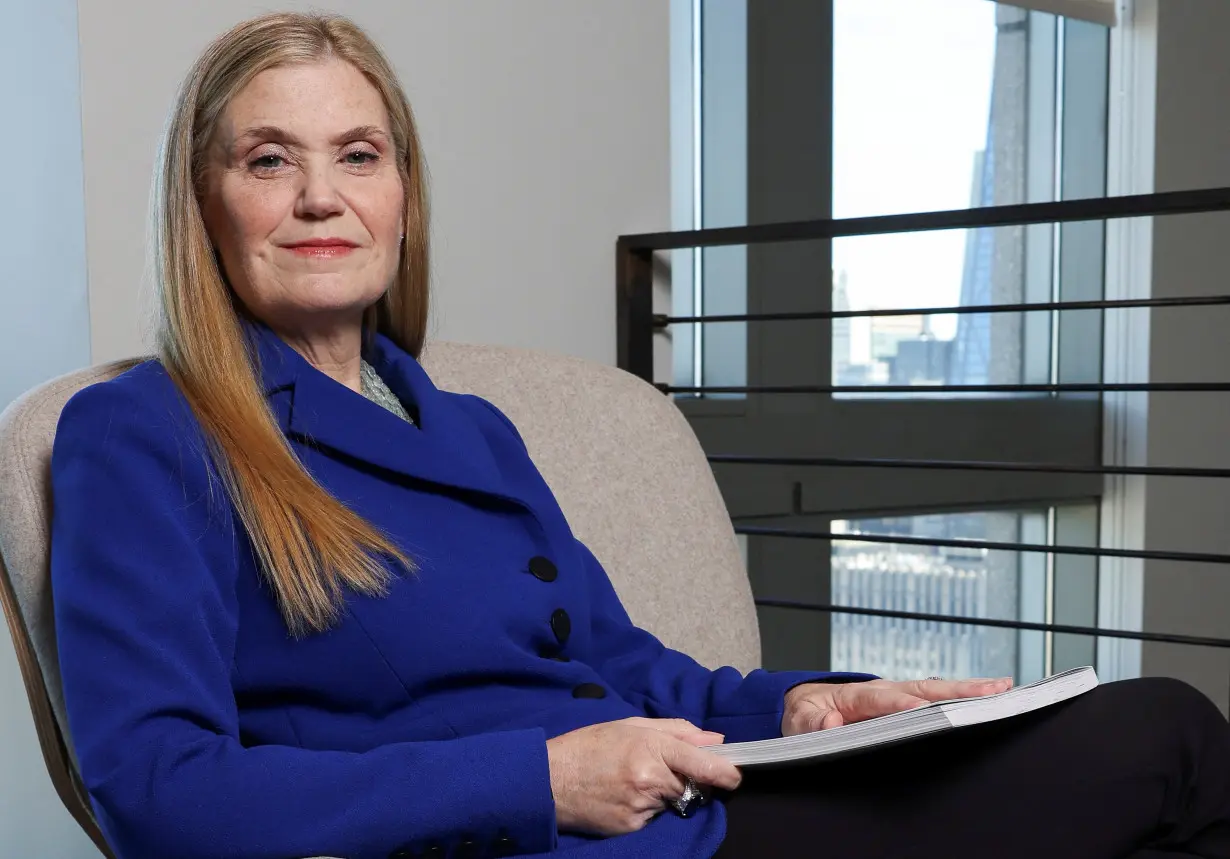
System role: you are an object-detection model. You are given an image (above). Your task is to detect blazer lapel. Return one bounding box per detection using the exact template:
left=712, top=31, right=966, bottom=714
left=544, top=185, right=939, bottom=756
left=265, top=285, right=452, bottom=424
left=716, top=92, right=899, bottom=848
left=247, top=322, right=527, bottom=508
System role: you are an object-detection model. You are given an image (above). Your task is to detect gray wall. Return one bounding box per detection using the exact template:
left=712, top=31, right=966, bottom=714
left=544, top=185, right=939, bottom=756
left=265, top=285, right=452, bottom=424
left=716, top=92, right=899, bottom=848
left=0, top=1, right=96, bottom=856
left=77, top=0, right=670, bottom=364
left=1138, top=0, right=1230, bottom=709
left=0, top=1, right=92, bottom=408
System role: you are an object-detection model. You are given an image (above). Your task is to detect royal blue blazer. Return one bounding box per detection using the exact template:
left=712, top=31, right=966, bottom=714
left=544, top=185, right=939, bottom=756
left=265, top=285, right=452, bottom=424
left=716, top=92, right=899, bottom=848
left=50, top=323, right=872, bottom=859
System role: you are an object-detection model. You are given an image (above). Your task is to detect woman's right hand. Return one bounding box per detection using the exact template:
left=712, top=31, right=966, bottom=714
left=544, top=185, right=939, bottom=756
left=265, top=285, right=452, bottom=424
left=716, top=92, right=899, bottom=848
left=546, top=717, right=743, bottom=836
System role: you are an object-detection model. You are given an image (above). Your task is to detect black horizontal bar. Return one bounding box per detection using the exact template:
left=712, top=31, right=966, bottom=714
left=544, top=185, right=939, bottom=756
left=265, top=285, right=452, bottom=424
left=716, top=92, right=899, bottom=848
left=753, top=599, right=1230, bottom=649
left=663, top=382, right=1230, bottom=395
left=619, top=186, right=1230, bottom=252
left=733, top=525, right=1230, bottom=566
left=709, top=454, right=1230, bottom=480
left=655, top=294, right=1230, bottom=327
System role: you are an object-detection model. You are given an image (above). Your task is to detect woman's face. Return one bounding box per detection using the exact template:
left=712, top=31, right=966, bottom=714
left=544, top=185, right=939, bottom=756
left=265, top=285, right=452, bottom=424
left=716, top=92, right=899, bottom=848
left=202, top=59, right=404, bottom=337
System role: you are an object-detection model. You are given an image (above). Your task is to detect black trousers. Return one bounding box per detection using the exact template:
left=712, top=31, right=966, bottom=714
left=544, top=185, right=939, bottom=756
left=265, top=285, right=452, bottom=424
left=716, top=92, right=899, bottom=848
left=713, top=678, right=1230, bottom=859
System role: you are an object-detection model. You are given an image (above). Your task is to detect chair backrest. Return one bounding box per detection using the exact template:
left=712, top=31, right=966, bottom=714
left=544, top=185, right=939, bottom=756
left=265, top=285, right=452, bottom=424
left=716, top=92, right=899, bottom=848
left=0, top=341, right=759, bottom=854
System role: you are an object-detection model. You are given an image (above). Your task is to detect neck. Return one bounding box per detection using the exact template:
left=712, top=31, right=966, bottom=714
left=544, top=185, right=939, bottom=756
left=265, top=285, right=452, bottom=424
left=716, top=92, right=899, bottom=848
left=273, top=319, right=365, bottom=392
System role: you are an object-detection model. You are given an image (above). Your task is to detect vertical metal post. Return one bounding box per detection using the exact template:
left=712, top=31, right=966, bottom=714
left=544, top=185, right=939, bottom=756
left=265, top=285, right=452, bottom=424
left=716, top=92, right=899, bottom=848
left=616, top=240, right=656, bottom=382
left=690, top=0, right=705, bottom=389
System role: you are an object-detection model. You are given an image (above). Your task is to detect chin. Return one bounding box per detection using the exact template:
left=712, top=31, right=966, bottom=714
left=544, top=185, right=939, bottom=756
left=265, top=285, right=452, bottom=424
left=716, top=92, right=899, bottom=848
left=291, top=282, right=386, bottom=313
left=263, top=297, right=382, bottom=332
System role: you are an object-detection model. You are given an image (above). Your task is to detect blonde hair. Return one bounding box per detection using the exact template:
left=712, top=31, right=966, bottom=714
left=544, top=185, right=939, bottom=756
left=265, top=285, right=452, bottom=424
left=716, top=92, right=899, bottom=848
left=155, top=12, right=428, bottom=636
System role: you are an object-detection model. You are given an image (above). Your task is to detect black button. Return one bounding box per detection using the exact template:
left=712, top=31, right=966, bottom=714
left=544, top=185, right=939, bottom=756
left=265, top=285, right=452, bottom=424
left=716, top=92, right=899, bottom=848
left=454, top=839, right=481, bottom=859
left=572, top=682, right=606, bottom=699
left=550, top=609, right=571, bottom=644
left=493, top=835, right=518, bottom=857
left=388, top=849, right=416, bottom=859
left=419, top=847, right=445, bottom=859
left=528, top=556, right=558, bottom=582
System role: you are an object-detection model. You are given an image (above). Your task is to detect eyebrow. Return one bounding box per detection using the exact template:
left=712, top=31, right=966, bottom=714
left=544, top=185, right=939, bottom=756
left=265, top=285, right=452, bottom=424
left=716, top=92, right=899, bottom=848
left=232, top=124, right=390, bottom=149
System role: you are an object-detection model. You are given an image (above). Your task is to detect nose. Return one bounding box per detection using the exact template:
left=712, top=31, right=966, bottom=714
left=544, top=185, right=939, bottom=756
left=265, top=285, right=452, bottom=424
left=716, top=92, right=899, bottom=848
left=294, top=164, right=346, bottom=221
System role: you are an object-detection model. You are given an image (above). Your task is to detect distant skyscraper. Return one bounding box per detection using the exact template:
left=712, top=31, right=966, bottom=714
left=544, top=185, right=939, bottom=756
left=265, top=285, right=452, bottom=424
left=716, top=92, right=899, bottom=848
left=950, top=147, right=994, bottom=386
left=870, top=314, right=926, bottom=363
left=948, top=7, right=1028, bottom=386
left=832, top=270, right=852, bottom=383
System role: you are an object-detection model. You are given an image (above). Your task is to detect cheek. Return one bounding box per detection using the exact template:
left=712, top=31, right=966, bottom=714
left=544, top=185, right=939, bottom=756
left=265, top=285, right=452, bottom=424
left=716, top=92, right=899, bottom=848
left=226, top=185, right=288, bottom=245
left=205, top=182, right=286, bottom=256
left=356, top=180, right=407, bottom=241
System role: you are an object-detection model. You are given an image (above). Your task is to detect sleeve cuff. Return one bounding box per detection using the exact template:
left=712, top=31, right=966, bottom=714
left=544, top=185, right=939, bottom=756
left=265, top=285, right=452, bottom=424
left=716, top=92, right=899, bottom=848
left=445, top=728, right=558, bottom=854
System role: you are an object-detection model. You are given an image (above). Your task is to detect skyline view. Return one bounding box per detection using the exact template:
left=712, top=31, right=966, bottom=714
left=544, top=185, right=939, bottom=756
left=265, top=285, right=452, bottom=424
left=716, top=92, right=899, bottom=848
left=833, top=0, right=998, bottom=343
left=828, top=1, right=1048, bottom=678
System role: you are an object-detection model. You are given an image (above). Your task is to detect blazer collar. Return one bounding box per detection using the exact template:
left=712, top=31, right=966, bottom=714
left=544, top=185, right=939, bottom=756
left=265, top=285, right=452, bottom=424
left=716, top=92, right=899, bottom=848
left=245, top=321, right=527, bottom=508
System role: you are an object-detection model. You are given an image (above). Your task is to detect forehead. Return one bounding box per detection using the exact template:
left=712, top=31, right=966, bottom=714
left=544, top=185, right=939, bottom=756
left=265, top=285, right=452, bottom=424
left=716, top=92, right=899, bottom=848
left=221, top=59, right=390, bottom=139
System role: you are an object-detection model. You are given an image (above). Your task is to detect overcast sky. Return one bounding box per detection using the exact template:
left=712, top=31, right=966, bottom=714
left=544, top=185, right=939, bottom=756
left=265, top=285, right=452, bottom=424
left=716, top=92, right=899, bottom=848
left=833, top=0, right=998, bottom=345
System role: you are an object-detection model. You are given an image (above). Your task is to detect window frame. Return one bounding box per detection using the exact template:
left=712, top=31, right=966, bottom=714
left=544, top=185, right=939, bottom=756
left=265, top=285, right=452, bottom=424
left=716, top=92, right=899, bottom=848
left=667, top=0, right=1120, bottom=677
left=1011, top=0, right=1117, bottom=27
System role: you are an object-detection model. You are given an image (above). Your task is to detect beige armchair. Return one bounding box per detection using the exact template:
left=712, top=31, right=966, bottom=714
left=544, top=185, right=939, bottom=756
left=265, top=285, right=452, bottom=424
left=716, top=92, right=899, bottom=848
left=0, top=341, right=759, bottom=857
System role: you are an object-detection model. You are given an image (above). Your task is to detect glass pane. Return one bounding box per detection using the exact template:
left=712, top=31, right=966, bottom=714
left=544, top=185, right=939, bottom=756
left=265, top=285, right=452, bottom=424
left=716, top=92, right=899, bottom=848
left=833, top=0, right=1026, bottom=222
left=833, top=226, right=1044, bottom=391
left=669, top=0, right=749, bottom=394
left=832, top=2, right=1108, bottom=394
left=829, top=511, right=1047, bottom=681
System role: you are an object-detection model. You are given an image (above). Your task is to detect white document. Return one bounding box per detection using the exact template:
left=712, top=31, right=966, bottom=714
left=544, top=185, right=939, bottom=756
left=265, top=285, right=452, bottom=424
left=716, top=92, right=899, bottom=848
left=705, top=666, right=1099, bottom=768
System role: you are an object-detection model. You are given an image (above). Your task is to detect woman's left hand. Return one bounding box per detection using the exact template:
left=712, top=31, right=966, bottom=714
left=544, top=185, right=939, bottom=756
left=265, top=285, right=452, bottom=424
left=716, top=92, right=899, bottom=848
left=781, top=677, right=1014, bottom=737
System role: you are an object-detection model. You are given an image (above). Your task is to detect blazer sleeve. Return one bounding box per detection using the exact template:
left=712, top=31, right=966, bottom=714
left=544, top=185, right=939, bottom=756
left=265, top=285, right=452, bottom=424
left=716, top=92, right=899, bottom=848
left=575, top=541, right=877, bottom=743
left=50, top=380, right=557, bottom=859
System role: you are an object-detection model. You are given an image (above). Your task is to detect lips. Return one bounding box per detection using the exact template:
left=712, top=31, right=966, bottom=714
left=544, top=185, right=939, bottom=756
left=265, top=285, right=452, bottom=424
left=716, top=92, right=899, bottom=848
left=281, top=239, right=359, bottom=258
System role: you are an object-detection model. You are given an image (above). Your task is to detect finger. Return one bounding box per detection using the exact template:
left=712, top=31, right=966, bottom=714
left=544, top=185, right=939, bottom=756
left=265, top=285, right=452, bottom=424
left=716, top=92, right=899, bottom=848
left=839, top=686, right=929, bottom=723
left=902, top=677, right=1013, bottom=701
left=650, top=768, right=686, bottom=802
left=659, top=739, right=742, bottom=792
left=680, top=731, right=726, bottom=747
left=793, top=700, right=845, bottom=734
left=632, top=718, right=726, bottom=746
left=622, top=749, right=684, bottom=804
left=965, top=677, right=1013, bottom=695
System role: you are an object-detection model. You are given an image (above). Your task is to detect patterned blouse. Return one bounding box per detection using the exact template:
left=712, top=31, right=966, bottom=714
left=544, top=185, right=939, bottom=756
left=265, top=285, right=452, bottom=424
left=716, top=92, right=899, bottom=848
left=359, top=359, right=415, bottom=426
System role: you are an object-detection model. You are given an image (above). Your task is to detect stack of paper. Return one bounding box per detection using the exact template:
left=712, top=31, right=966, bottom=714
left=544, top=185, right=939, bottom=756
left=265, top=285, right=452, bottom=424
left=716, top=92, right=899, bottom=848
left=706, top=666, right=1099, bottom=768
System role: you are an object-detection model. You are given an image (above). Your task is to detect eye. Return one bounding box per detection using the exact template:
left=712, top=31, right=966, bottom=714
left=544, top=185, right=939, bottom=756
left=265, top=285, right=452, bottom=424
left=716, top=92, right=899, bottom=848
left=249, top=153, right=286, bottom=171
left=344, top=150, right=379, bottom=166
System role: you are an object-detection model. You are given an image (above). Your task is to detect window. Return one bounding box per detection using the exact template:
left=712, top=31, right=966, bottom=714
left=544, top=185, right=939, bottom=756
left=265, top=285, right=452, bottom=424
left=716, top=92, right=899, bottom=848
left=669, top=0, right=1117, bottom=679
left=830, top=507, right=1098, bottom=684
left=831, top=512, right=1034, bottom=681
left=833, top=1, right=1108, bottom=393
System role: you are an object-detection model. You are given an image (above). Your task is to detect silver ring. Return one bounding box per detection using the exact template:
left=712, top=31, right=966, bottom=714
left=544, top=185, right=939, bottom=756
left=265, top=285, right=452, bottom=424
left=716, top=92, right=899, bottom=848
left=670, top=777, right=710, bottom=818
left=925, top=676, right=942, bottom=681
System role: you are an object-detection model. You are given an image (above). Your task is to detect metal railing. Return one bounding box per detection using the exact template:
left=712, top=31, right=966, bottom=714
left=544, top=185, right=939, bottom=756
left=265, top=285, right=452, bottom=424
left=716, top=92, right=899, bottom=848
left=616, top=186, right=1230, bottom=656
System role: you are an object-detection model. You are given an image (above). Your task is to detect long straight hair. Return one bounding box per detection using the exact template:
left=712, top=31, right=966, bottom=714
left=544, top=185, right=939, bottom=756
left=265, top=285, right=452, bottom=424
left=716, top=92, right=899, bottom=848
left=154, top=12, right=428, bottom=636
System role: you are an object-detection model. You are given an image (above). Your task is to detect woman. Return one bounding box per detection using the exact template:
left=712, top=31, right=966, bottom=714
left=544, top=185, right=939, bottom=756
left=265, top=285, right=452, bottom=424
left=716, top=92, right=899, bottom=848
left=48, top=12, right=1229, bottom=859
